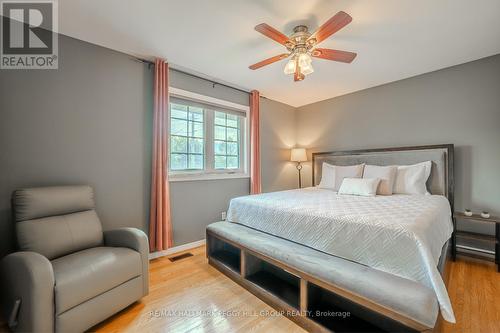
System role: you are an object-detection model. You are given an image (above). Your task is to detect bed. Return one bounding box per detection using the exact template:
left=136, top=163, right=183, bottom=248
left=207, top=144, right=455, bottom=333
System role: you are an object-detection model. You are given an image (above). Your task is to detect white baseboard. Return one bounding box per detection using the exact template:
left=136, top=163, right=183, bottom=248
left=148, top=239, right=206, bottom=260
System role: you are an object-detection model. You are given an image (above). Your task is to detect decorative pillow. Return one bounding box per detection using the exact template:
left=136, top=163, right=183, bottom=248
left=333, top=164, right=365, bottom=191
left=318, top=163, right=336, bottom=190
left=318, top=163, right=365, bottom=191
left=393, top=161, right=432, bottom=195
left=338, top=178, right=381, bottom=197
left=363, top=165, right=397, bottom=195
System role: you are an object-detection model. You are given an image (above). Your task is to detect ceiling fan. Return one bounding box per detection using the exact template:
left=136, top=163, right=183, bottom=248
left=249, top=11, right=357, bottom=82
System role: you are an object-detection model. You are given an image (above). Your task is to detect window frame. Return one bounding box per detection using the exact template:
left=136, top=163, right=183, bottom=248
left=169, top=104, right=205, bottom=171
left=168, top=87, right=250, bottom=182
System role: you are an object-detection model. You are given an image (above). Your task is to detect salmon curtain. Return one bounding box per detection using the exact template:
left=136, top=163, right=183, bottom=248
left=149, top=58, right=173, bottom=252
left=250, top=90, right=261, bottom=194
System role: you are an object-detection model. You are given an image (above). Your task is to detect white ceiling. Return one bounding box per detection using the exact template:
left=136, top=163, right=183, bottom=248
left=59, top=0, right=500, bottom=107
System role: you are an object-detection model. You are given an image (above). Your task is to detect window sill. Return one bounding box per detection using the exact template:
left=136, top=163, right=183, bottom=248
left=169, top=173, right=250, bottom=182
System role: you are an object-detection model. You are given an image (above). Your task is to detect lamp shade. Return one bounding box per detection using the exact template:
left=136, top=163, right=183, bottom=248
left=290, top=148, right=307, bottom=162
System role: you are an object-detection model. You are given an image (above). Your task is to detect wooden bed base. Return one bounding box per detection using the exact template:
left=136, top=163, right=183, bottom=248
left=207, top=229, right=451, bottom=333
left=207, top=144, right=455, bottom=332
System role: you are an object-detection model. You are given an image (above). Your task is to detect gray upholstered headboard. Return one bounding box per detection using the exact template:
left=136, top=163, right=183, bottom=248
left=312, top=144, right=454, bottom=207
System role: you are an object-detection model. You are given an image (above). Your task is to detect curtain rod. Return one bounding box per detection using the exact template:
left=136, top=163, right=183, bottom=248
left=133, top=57, right=252, bottom=95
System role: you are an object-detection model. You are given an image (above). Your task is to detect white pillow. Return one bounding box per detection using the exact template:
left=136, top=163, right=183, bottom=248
left=318, top=163, right=336, bottom=190
left=338, top=178, right=381, bottom=196
left=363, top=165, right=397, bottom=195
left=393, top=161, right=432, bottom=195
left=318, top=163, right=365, bottom=191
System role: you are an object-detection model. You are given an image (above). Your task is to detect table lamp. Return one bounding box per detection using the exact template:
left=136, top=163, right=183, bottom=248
left=290, top=148, right=307, bottom=188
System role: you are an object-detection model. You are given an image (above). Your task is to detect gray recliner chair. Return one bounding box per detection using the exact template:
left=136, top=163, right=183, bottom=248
left=0, top=186, right=149, bottom=332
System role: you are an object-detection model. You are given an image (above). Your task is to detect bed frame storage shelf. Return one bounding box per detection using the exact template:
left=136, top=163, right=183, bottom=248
left=207, top=224, right=438, bottom=333
left=207, top=145, right=454, bottom=333
left=207, top=235, right=241, bottom=273
left=244, top=253, right=300, bottom=309
left=306, top=283, right=417, bottom=333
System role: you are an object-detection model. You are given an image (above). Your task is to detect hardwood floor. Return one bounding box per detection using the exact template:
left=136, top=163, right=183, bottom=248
left=89, top=247, right=500, bottom=333
left=439, top=255, right=500, bottom=333
left=91, top=246, right=306, bottom=333
left=1, top=246, right=497, bottom=332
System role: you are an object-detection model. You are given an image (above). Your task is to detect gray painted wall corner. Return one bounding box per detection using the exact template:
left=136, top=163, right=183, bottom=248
left=260, top=98, right=298, bottom=192
left=0, top=34, right=154, bottom=257
left=0, top=33, right=298, bottom=254
left=295, top=54, right=500, bottom=235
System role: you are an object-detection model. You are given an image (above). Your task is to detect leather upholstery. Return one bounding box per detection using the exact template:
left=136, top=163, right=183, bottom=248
left=52, top=247, right=141, bottom=314
left=0, top=252, right=55, bottom=332
left=13, top=186, right=103, bottom=260
left=1, top=186, right=149, bottom=333
left=13, top=186, right=95, bottom=222
left=17, top=210, right=103, bottom=260
left=104, top=228, right=149, bottom=295
left=55, top=277, right=143, bottom=333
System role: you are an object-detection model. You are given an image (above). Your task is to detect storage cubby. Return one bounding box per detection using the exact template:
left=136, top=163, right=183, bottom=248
left=207, top=235, right=241, bottom=273
left=307, top=283, right=417, bottom=333
left=244, top=253, right=300, bottom=309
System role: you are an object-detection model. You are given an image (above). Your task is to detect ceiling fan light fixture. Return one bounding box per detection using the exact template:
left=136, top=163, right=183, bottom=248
left=283, top=58, right=296, bottom=75
left=298, top=53, right=312, bottom=68
left=249, top=11, right=356, bottom=82
left=301, top=61, right=314, bottom=75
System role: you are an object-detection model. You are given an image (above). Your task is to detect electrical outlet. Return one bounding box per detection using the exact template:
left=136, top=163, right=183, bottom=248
left=221, top=211, right=227, bottom=221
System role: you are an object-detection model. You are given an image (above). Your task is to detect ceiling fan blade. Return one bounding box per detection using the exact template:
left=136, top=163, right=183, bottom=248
left=309, top=11, right=352, bottom=45
left=311, top=48, right=357, bottom=63
left=249, top=53, right=289, bottom=70
left=255, top=23, right=292, bottom=46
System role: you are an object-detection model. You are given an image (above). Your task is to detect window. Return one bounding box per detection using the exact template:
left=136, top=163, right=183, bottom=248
left=214, top=112, right=240, bottom=169
left=170, top=103, right=204, bottom=170
left=169, top=91, right=248, bottom=180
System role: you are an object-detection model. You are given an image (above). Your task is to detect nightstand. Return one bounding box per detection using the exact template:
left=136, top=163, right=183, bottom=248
left=453, top=212, right=500, bottom=272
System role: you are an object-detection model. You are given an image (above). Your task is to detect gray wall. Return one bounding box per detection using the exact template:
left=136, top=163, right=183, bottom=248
left=5, top=29, right=492, bottom=252
left=0, top=35, right=153, bottom=257
left=169, top=70, right=297, bottom=245
left=167, top=70, right=251, bottom=246
left=0, top=34, right=297, bottom=254
left=260, top=98, right=297, bottom=192
left=296, top=54, right=500, bottom=235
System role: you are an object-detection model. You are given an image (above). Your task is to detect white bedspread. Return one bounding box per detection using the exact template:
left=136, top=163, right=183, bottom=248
left=227, top=187, right=455, bottom=322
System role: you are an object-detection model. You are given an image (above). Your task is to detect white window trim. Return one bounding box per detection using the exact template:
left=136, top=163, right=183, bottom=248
left=168, top=173, right=250, bottom=182
left=168, top=87, right=250, bottom=182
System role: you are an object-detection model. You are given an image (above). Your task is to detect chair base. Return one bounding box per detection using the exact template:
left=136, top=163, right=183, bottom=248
left=56, top=276, right=144, bottom=332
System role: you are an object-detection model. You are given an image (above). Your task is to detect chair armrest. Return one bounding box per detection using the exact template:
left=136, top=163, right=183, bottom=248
left=0, top=252, right=55, bottom=332
left=104, top=228, right=149, bottom=295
